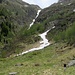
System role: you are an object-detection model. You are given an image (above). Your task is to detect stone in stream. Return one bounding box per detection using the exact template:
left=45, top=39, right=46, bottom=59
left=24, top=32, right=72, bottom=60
left=9, top=72, right=17, bottom=75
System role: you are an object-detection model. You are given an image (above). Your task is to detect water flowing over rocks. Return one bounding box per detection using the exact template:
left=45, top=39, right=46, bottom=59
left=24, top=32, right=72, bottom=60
left=29, top=10, right=41, bottom=29
left=16, top=26, right=55, bottom=56
left=15, top=10, right=55, bottom=56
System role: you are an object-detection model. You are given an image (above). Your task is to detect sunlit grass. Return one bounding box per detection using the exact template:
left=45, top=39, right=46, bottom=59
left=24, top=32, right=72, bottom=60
left=0, top=43, right=75, bottom=75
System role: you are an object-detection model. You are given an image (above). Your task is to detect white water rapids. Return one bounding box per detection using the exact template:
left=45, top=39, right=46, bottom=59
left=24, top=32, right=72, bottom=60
left=29, top=10, right=41, bottom=29
left=16, top=10, right=55, bottom=56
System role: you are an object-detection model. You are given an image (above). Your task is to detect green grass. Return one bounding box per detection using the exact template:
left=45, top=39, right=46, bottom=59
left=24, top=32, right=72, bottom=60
left=0, top=42, right=75, bottom=75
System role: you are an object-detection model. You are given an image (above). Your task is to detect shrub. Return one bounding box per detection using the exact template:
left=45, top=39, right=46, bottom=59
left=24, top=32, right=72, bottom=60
left=53, top=22, right=75, bottom=44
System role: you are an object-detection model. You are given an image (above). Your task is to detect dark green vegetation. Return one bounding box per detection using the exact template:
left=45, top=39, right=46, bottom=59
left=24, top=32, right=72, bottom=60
left=0, top=0, right=40, bottom=57
left=53, top=22, right=75, bottom=44
left=0, top=0, right=40, bottom=43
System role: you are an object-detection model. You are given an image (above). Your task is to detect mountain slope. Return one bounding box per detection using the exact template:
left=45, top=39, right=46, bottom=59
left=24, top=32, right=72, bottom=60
left=35, top=0, right=75, bottom=29
left=0, top=0, right=75, bottom=75
left=33, top=0, right=75, bottom=44
left=1, top=0, right=75, bottom=57
left=0, top=0, right=41, bottom=57
left=0, top=0, right=40, bottom=44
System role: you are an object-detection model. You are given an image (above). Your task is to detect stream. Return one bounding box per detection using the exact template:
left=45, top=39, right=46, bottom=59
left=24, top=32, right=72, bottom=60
left=16, top=10, right=55, bottom=56
left=29, top=10, right=41, bottom=29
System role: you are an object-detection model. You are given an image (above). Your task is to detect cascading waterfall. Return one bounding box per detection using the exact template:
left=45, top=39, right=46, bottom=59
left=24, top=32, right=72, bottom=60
left=15, top=10, right=55, bottom=56
left=28, top=10, right=41, bottom=29
left=16, top=26, right=55, bottom=56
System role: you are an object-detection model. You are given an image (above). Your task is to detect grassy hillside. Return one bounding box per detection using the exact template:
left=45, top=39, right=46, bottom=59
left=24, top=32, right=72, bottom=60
left=0, top=42, right=75, bottom=75
left=1, top=0, right=75, bottom=57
